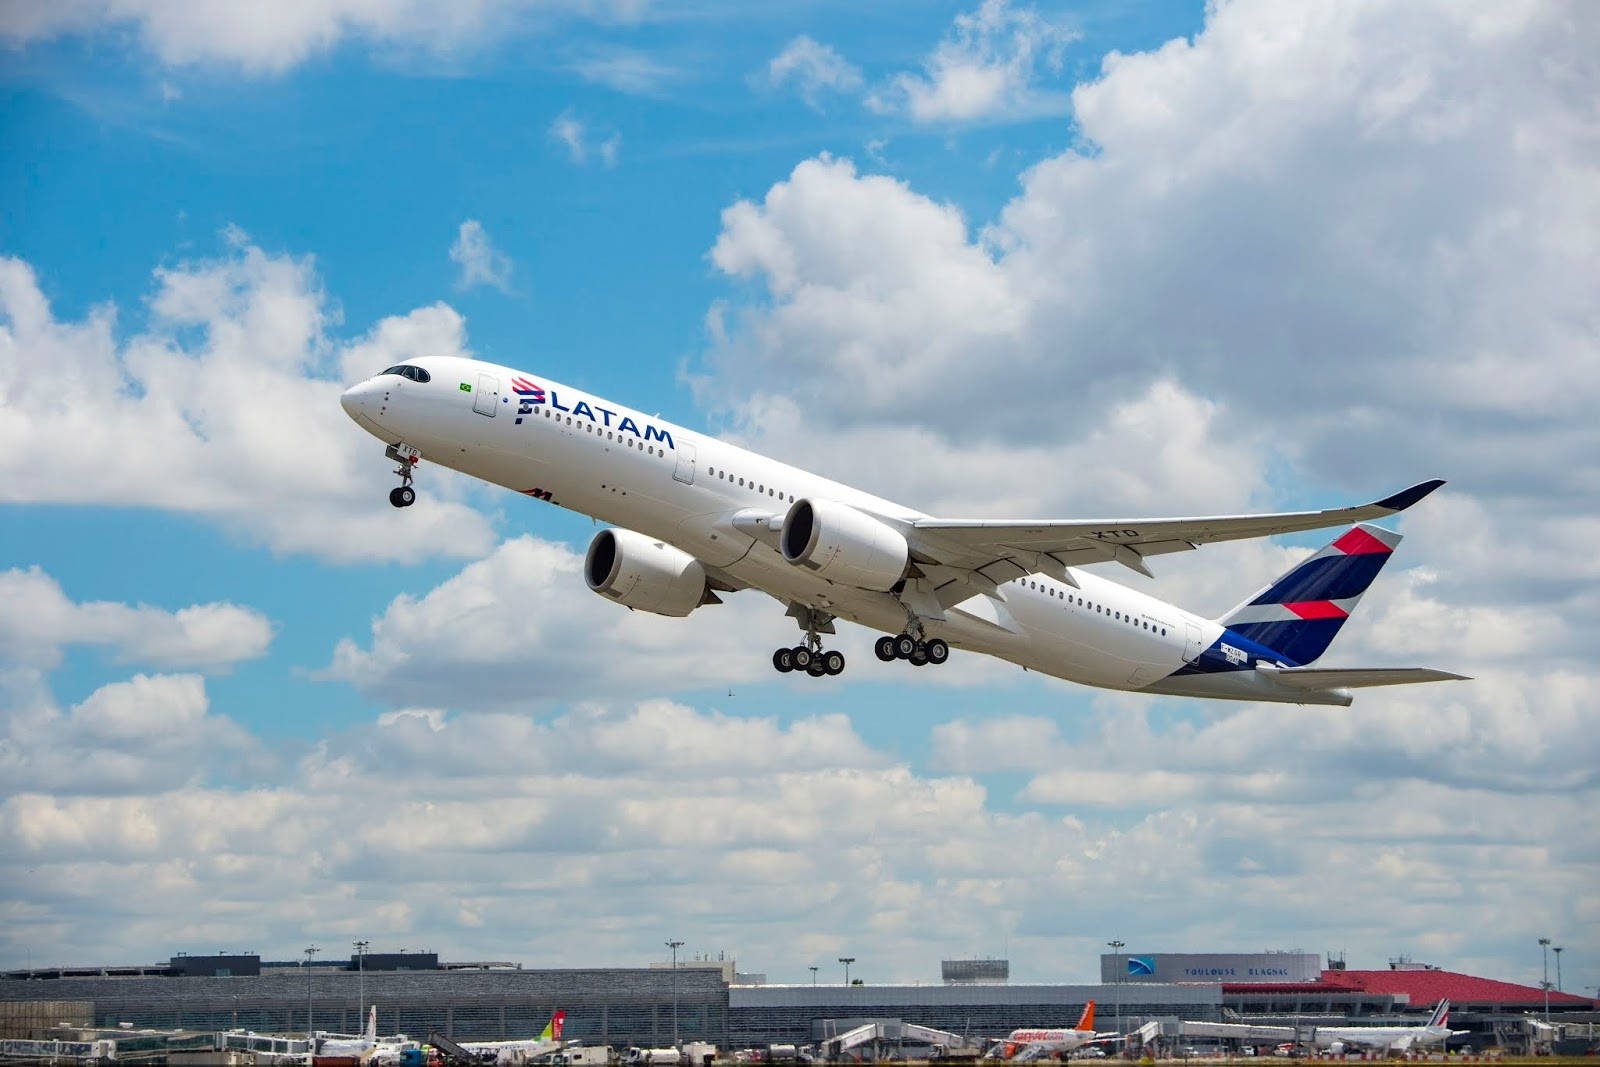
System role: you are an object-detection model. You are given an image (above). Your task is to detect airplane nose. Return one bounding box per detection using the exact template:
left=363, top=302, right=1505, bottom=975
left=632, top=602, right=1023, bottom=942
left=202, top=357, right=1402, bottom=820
left=341, top=380, right=377, bottom=421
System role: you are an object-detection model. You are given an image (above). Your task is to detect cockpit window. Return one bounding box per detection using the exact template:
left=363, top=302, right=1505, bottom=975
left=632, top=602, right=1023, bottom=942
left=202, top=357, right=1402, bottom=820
left=380, top=364, right=431, bottom=383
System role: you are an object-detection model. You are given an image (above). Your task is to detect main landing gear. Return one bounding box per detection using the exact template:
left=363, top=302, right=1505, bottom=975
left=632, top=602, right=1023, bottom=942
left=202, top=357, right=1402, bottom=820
left=772, top=643, right=845, bottom=678
left=385, top=443, right=420, bottom=508
left=773, top=604, right=845, bottom=678
left=873, top=633, right=950, bottom=667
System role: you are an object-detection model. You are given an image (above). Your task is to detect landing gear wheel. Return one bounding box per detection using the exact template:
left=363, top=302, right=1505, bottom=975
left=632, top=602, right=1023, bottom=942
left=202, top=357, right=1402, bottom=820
left=893, top=633, right=917, bottom=659
left=792, top=646, right=813, bottom=669
left=823, top=650, right=846, bottom=676
left=389, top=485, right=415, bottom=508
left=806, top=658, right=828, bottom=677
left=773, top=648, right=795, bottom=673
left=874, top=636, right=897, bottom=662
left=910, top=649, right=929, bottom=666
left=925, top=638, right=949, bottom=665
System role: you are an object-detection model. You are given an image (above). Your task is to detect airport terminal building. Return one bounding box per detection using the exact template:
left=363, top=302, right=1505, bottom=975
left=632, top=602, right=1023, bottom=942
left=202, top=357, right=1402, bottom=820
left=2, top=950, right=1593, bottom=1051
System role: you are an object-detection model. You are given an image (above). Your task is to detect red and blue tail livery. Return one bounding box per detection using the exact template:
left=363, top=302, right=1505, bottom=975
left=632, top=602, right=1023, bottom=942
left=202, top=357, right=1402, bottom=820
left=1217, top=522, right=1401, bottom=665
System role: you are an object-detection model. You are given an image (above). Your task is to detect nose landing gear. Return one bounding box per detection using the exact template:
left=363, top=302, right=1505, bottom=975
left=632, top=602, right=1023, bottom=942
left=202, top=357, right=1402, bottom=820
left=385, top=443, right=421, bottom=508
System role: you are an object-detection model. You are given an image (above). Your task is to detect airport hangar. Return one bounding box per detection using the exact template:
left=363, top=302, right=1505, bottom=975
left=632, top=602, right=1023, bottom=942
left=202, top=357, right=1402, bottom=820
left=2, top=951, right=1593, bottom=1048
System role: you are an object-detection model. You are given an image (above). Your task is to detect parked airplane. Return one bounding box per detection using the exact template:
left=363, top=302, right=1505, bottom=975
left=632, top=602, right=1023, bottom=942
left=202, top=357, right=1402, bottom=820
left=1179, top=1001, right=1462, bottom=1053
left=457, top=1010, right=566, bottom=1065
left=340, top=358, right=1467, bottom=704
left=985, top=1002, right=1120, bottom=1059
left=317, top=1006, right=419, bottom=1062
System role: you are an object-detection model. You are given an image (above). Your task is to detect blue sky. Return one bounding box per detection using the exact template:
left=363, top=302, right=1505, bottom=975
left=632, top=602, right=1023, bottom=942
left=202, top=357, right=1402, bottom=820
left=2, top=0, right=1597, bottom=997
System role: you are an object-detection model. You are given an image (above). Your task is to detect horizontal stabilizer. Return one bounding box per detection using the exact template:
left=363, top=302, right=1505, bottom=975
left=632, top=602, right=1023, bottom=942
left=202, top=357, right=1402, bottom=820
left=1257, top=665, right=1470, bottom=690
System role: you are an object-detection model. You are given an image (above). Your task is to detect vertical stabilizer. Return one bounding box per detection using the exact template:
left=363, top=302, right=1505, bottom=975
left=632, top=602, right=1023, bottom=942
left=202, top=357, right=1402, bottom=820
left=1074, top=1001, right=1095, bottom=1032
left=1217, top=523, right=1401, bottom=664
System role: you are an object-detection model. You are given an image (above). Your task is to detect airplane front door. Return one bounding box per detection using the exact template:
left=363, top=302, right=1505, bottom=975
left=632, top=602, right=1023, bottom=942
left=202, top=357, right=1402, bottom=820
left=672, top=442, right=696, bottom=485
left=1183, top=621, right=1205, bottom=663
left=473, top=373, right=499, bottom=416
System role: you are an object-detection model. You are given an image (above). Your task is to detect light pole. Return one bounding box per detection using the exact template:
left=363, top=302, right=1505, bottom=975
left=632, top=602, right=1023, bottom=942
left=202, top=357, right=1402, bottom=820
left=1107, top=940, right=1126, bottom=1039
left=304, top=945, right=319, bottom=1037
left=809, top=966, right=818, bottom=986
left=1553, top=946, right=1563, bottom=993
left=354, top=940, right=369, bottom=1029
left=1538, top=938, right=1551, bottom=1023
left=666, top=940, right=684, bottom=1046
left=839, top=957, right=855, bottom=986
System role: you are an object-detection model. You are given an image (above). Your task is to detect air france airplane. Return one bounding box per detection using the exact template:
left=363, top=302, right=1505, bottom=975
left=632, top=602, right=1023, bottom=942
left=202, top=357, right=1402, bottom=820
left=340, top=357, right=1466, bottom=705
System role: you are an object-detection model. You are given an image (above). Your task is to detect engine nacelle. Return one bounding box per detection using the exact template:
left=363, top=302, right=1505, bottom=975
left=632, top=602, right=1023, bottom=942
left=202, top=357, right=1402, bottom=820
left=584, top=528, right=711, bottom=617
left=779, top=497, right=910, bottom=591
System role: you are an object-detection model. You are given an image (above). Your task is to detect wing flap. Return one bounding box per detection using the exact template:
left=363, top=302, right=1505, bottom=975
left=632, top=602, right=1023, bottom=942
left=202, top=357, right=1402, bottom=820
left=1257, top=665, right=1470, bottom=690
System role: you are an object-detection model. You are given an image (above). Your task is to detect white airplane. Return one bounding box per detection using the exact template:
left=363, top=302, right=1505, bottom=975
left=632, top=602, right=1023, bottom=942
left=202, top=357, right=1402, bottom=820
left=316, top=1006, right=419, bottom=1062
left=457, top=1010, right=566, bottom=1064
left=340, top=358, right=1467, bottom=704
left=1180, top=1000, right=1463, bottom=1053
left=985, top=1001, right=1121, bottom=1059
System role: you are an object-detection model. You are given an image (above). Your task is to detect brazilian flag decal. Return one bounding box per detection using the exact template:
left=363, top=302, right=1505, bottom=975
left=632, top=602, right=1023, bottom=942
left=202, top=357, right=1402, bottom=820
left=460, top=382, right=472, bottom=392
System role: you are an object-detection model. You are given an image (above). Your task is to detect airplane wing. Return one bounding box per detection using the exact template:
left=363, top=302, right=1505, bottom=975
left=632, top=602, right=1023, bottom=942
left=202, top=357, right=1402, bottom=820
left=1256, top=665, right=1470, bottom=689
left=905, top=480, right=1445, bottom=592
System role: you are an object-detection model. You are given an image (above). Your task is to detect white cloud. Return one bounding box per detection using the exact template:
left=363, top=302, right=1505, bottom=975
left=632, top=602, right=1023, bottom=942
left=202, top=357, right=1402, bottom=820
left=866, top=0, right=1077, bottom=123
left=1, top=673, right=263, bottom=795
left=0, top=237, right=496, bottom=563
left=0, top=566, right=273, bottom=671
left=763, top=36, right=863, bottom=109
left=449, top=219, right=514, bottom=292
left=549, top=111, right=620, bottom=167
left=1, top=693, right=1593, bottom=985
left=0, top=0, right=644, bottom=75
left=573, top=49, right=678, bottom=95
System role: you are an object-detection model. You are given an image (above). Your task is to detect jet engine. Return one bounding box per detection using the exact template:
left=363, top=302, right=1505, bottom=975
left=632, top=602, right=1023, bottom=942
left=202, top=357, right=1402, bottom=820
left=779, top=497, right=910, bottom=591
left=584, top=528, right=714, bottom=617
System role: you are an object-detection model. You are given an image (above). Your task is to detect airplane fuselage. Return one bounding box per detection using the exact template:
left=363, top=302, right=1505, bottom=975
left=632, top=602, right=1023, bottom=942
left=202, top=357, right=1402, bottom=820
left=339, top=356, right=1370, bottom=702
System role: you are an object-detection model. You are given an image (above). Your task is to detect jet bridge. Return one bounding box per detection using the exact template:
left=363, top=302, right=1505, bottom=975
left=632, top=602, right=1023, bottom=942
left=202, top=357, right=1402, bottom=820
left=819, top=1020, right=982, bottom=1061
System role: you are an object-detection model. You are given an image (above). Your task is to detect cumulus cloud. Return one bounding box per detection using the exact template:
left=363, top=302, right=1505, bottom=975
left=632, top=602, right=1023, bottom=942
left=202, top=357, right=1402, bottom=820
left=866, top=0, right=1077, bottom=123
left=0, top=235, right=496, bottom=563
left=549, top=111, right=620, bottom=167
left=0, top=0, right=642, bottom=75
left=449, top=220, right=514, bottom=292
left=762, top=36, right=863, bottom=109
left=2, top=692, right=1594, bottom=984
left=0, top=566, right=273, bottom=671
left=1, top=673, right=262, bottom=795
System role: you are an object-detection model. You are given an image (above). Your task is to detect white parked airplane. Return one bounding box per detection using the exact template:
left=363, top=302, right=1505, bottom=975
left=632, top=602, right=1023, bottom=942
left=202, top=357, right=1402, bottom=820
left=458, top=1010, right=566, bottom=1064
left=1179, top=1000, right=1463, bottom=1053
left=316, top=1006, right=419, bottom=1062
left=340, top=358, right=1467, bottom=704
left=985, top=1001, right=1121, bottom=1059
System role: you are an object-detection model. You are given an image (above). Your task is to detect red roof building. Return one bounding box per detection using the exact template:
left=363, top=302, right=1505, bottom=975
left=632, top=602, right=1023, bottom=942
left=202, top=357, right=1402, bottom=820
left=1222, top=968, right=1596, bottom=1015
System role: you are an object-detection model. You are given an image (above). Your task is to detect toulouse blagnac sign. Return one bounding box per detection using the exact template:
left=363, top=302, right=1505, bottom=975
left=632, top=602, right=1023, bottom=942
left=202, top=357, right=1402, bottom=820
left=1100, top=953, right=1322, bottom=984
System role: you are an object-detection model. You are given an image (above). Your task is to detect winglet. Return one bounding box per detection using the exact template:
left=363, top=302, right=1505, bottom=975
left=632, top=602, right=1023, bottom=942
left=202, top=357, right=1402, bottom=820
left=1376, top=479, right=1445, bottom=512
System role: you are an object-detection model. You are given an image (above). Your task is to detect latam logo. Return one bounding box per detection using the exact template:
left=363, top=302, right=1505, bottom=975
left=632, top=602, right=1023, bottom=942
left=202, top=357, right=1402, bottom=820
left=1127, top=956, right=1156, bottom=976
left=509, top=376, right=674, bottom=449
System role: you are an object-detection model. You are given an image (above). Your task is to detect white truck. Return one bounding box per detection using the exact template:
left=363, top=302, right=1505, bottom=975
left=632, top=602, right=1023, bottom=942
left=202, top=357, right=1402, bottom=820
left=557, top=1048, right=612, bottom=1066
left=623, top=1049, right=680, bottom=1066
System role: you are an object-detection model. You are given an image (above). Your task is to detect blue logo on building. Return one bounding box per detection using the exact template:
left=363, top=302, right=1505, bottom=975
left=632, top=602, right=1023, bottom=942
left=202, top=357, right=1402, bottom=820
left=1128, top=956, right=1156, bottom=976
